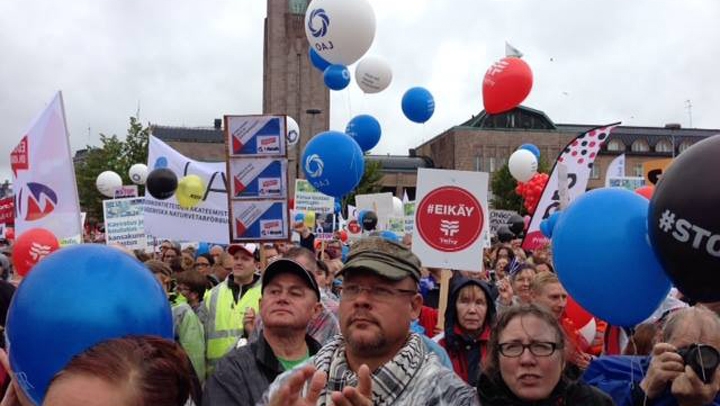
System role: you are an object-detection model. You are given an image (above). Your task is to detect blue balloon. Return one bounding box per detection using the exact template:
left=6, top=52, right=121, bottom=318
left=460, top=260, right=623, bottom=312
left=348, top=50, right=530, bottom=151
left=519, top=143, right=541, bottom=160
left=6, top=245, right=172, bottom=404
left=334, top=199, right=342, bottom=214
left=295, top=212, right=306, bottom=222
left=309, top=48, right=331, bottom=71
left=346, top=114, right=382, bottom=152
left=379, top=230, right=400, bottom=243
left=323, top=64, right=351, bottom=91
left=301, top=131, right=364, bottom=198
left=539, top=211, right=561, bottom=238
left=357, top=209, right=368, bottom=223
left=401, top=87, right=435, bottom=123
left=552, top=188, right=671, bottom=327
left=341, top=245, right=350, bottom=262
left=196, top=242, right=210, bottom=256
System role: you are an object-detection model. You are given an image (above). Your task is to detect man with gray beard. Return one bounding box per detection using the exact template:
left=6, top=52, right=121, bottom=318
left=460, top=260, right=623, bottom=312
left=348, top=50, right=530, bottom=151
left=260, top=237, right=478, bottom=406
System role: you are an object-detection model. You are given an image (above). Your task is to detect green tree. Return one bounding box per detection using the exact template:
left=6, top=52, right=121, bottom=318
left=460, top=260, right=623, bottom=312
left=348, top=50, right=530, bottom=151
left=74, top=117, right=150, bottom=220
left=490, top=158, right=551, bottom=213
left=342, top=158, right=384, bottom=213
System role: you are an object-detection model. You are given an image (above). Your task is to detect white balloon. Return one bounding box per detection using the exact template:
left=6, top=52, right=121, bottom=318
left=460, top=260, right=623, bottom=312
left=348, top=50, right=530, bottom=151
left=305, top=0, right=376, bottom=66
left=286, top=116, right=300, bottom=147
left=96, top=171, right=123, bottom=198
left=508, top=149, right=538, bottom=182
left=392, top=196, right=404, bottom=218
left=128, top=163, right=148, bottom=185
left=355, top=55, right=392, bottom=94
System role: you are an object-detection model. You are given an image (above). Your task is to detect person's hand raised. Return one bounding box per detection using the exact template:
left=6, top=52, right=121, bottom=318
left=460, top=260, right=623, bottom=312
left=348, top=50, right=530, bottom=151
left=268, top=365, right=327, bottom=406
left=640, top=343, right=685, bottom=399
left=671, top=363, right=720, bottom=406
left=330, top=364, right=373, bottom=406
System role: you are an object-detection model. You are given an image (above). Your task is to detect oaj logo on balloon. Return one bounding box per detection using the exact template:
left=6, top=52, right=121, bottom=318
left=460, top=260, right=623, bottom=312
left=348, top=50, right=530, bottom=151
left=308, top=8, right=329, bottom=38
left=305, top=154, right=324, bottom=178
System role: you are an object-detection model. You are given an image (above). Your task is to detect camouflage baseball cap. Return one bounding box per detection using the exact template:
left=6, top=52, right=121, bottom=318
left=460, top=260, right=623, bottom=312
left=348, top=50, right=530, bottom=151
left=339, top=237, right=422, bottom=282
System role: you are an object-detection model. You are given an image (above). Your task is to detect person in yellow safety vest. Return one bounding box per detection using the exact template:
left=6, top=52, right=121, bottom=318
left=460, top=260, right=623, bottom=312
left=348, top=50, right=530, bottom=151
left=204, top=243, right=262, bottom=377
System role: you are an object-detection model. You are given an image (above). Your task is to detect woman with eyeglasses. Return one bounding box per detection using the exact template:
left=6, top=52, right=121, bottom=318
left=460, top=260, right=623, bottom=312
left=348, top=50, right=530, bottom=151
left=476, top=304, right=614, bottom=405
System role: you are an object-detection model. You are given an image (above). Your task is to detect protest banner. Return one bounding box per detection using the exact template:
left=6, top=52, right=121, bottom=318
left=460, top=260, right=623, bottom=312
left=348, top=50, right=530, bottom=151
left=294, top=179, right=334, bottom=214
left=113, top=185, right=138, bottom=199
left=103, top=197, right=146, bottom=251
left=226, top=115, right=290, bottom=242
left=355, top=192, right=393, bottom=230
left=11, top=92, right=82, bottom=244
left=607, top=176, right=645, bottom=191
left=412, top=168, right=489, bottom=271
left=489, top=209, right=518, bottom=234
left=0, top=198, right=14, bottom=226
left=403, top=201, right=415, bottom=234
left=145, top=136, right=230, bottom=244
left=522, top=123, right=620, bottom=251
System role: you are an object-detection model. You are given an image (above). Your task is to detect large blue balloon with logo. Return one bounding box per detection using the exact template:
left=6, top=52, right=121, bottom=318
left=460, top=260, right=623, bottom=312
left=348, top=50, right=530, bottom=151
left=346, top=114, right=382, bottom=152
left=309, top=48, right=331, bottom=72
left=402, top=87, right=435, bottom=123
left=6, top=245, right=173, bottom=404
left=302, top=131, right=364, bottom=198
left=552, top=188, right=671, bottom=326
left=323, top=64, right=351, bottom=90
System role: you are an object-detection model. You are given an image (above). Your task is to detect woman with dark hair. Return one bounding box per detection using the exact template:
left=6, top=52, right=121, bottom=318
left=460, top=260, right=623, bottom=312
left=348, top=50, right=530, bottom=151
left=1, top=336, right=201, bottom=406
left=477, top=304, right=613, bottom=405
left=437, top=276, right=496, bottom=386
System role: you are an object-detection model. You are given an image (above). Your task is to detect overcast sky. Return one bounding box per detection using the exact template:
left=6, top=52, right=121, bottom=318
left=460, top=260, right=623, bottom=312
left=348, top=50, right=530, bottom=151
left=1, top=0, right=718, bottom=181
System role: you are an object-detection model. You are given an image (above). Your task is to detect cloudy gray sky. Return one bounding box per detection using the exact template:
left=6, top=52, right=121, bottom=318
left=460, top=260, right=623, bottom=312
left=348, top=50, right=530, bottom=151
left=1, top=0, right=718, bottom=181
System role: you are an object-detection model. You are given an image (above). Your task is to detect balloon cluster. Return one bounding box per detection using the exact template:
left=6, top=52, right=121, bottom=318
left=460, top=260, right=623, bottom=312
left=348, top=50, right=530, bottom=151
left=515, top=173, right=548, bottom=214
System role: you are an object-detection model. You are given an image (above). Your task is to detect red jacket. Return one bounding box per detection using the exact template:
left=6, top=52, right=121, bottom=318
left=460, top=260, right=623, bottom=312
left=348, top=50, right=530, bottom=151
left=438, top=325, right=490, bottom=385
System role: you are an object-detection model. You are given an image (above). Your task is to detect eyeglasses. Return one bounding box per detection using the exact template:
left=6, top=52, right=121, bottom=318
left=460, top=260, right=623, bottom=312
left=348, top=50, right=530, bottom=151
left=498, top=341, right=562, bottom=358
left=195, top=263, right=210, bottom=268
left=340, top=284, right=417, bottom=301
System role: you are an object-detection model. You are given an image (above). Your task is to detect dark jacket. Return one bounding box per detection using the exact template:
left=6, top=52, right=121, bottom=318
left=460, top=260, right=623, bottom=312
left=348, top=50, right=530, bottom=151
left=583, top=355, right=720, bottom=406
left=439, top=276, right=496, bottom=386
left=203, top=333, right=322, bottom=406
left=477, top=373, right=615, bottom=406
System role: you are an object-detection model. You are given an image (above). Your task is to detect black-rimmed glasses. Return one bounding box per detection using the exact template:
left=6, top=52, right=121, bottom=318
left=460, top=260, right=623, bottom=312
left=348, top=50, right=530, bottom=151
left=498, top=341, right=562, bottom=357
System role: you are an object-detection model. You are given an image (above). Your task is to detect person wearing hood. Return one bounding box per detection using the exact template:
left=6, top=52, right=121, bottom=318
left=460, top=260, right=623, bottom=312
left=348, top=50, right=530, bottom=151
left=436, top=275, right=496, bottom=386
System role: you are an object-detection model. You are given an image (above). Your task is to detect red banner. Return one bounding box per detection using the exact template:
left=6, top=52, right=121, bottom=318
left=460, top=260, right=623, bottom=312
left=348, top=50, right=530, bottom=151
left=0, top=197, right=14, bottom=225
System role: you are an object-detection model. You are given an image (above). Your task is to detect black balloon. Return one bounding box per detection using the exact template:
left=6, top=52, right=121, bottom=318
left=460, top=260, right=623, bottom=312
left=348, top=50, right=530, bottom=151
left=649, top=134, right=720, bottom=302
left=361, top=210, right=378, bottom=231
left=508, top=214, right=525, bottom=236
left=146, top=168, right=178, bottom=200
left=497, top=225, right=514, bottom=243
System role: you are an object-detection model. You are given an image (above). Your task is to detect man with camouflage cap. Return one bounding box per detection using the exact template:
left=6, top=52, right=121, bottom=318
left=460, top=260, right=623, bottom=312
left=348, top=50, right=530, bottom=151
left=262, top=237, right=478, bottom=406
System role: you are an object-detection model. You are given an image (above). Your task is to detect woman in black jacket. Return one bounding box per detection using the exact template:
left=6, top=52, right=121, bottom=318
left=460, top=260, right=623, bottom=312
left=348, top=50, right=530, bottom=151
left=476, top=304, right=614, bottom=405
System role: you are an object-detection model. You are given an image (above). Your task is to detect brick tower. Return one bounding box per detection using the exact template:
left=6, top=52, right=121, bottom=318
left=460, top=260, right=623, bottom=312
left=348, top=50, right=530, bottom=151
left=263, top=0, right=330, bottom=194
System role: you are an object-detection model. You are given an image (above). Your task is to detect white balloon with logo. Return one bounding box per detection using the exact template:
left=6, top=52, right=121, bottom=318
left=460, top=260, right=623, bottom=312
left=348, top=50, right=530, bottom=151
left=508, top=149, right=538, bottom=183
left=128, top=163, right=148, bottom=185
left=355, top=55, right=392, bottom=94
left=286, top=116, right=300, bottom=147
left=304, top=0, right=376, bottom=66
left=96, top=171, right=123, bottom=198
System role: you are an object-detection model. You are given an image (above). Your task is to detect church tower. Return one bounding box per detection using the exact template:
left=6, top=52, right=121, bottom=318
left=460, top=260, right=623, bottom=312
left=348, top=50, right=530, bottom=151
left=263, top=0, right=330, bottom=193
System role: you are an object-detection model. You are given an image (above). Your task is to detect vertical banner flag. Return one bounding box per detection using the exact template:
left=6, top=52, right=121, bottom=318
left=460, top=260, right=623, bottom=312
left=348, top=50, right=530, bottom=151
left=145, top=136, right=229, bottom=244
left=11, top=92, right=82, bottom=244
left=226, top=115, right=289, bottom=242
left=412, top=168, right=489, bottom=271
left=522, top=123, right=621, bottom=251
left=604, top=153, right=625, bottom=187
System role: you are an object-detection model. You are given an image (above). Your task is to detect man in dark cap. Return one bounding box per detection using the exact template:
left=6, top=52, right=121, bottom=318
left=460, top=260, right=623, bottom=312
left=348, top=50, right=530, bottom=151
left=204, top=258, right=324, bottom=406
left=262, top=237, right=478, bottom=405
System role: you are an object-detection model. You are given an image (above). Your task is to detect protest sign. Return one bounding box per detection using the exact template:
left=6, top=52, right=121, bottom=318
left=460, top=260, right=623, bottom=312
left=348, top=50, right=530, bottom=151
left=103, top=197, right=146, bottom=250
left=113, top=185, right=138, bottom=199
left=489, top=209, right=518, bottom=234
left=607, top=176, right=645, bottom=191
left=294, top=179, right=334, bottom=214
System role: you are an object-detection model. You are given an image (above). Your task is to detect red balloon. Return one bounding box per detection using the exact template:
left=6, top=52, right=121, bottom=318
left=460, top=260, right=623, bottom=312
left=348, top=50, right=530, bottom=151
left=482, top=57, right=534, bottom=114
left=635, top=185, right=655, bottom=200
left=565, top=295, right=594, bottom=327
left=12, top=228, right=60, bottom=276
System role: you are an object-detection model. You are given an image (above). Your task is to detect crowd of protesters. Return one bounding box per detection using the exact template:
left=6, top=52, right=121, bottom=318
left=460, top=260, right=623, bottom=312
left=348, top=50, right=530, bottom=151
left=0, top=221, right=718, bottom=406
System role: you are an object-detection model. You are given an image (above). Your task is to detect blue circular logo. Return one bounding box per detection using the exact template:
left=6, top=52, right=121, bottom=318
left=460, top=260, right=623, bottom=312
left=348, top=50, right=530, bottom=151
left=308, top=8, right=329, bottom=38
left=304, top=154, right=324, bottom=178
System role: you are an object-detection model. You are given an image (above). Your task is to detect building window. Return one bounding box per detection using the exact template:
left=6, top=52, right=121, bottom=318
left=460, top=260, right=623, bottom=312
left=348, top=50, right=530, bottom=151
left=634, top=163, right=643, bottom=177
left=607, top=139, right=625, bottom=152
left=631, top=140, right=650, bottom=153
left=288, top=0, right=309, bottom=14
left=475, top=156, right=483, bottom=172
left=679, top=141, right=692, bottom=154
left=488, top=157, right=496, bottom=173
left=655, top=139, right=673, bottom=153
left=590, top=163, right=600, bottom=179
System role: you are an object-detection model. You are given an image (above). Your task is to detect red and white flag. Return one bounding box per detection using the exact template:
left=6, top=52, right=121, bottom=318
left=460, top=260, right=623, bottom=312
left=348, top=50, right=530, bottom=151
left=12, top=92, right=82, bottom=243
left=522, top=123, right=620, bottom=251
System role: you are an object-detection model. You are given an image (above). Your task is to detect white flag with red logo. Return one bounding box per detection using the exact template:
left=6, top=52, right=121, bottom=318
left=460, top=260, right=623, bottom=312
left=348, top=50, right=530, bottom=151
left=11, top=92, right=82, bottom=243
left=522, top=123, right=620, bottom=251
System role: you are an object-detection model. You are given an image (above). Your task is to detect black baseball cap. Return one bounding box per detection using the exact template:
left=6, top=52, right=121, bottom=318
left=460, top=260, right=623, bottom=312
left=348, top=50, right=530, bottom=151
left=262, top=258, right=320, bottom=301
